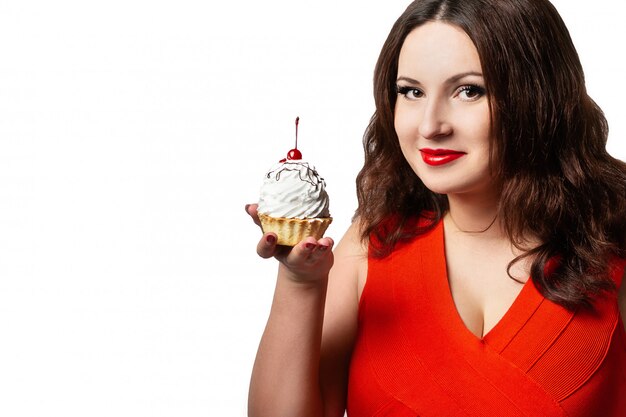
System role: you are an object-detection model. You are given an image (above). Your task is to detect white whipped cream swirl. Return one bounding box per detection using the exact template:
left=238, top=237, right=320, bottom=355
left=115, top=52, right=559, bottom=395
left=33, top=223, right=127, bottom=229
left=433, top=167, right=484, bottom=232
left=258, top=160, right=330, bottom=219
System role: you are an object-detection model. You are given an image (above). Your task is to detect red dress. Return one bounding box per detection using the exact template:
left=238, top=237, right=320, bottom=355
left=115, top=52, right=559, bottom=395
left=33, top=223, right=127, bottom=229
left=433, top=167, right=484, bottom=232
left=347, top=219, right=626, bottom=416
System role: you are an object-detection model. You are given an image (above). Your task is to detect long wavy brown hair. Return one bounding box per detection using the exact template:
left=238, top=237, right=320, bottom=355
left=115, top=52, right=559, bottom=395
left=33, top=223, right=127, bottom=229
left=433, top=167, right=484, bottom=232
left=354, top=0, right=626, bottom=309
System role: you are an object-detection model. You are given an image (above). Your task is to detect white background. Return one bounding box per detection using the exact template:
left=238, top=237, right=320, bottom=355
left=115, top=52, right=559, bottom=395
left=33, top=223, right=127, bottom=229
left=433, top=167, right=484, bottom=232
left=0, top=1, right=624, bottom=416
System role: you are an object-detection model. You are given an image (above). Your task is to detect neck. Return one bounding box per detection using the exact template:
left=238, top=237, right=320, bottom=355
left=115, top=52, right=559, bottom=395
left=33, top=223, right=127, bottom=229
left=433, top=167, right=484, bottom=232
left=445, top=191, right=501, bottom=236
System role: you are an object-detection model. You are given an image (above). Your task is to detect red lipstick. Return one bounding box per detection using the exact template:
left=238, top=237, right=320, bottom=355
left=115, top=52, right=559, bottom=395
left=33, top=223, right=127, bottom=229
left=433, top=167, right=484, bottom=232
left=419, top=148, right=466, bottom=166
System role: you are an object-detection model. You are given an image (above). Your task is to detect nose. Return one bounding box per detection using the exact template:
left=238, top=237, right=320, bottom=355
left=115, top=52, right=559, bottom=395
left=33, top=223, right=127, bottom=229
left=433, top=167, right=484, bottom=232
left=418, top=98, right=452, bottom=140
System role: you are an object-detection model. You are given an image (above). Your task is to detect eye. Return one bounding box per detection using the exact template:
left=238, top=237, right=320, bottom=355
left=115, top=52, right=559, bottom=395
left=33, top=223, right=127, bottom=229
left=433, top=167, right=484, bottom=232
left=456, top=85, right=486, bottom=101
left=396, top=85, right=424, bottom=100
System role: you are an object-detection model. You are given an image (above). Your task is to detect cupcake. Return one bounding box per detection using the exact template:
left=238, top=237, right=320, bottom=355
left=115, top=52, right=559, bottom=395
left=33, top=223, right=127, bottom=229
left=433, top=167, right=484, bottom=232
left=257, top=119, right=332, bottom=246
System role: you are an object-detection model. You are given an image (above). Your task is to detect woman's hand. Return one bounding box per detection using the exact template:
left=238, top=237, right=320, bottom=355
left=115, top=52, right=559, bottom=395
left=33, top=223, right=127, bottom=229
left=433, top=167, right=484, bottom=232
left=245, top=203, right=334, bottom=283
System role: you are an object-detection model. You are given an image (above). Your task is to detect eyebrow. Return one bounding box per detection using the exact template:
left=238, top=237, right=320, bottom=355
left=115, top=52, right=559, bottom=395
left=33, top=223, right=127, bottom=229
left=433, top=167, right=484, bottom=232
left=396, top=71, right=483, bottom=85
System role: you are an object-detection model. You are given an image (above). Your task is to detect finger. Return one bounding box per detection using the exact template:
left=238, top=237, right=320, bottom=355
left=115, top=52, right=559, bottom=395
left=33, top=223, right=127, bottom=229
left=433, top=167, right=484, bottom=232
left=256, top=232, right=278, bottom=259
left=245, top=203, right=262, bottom=227
left=245, top=203, right=258, bottom=216
left=286, top=237, right=320, bottom=263
left=303, top=237, right=335, bottom=263
left=317, top=237, right=334, bottom=251
left=290, top=236, right=334, bottom=257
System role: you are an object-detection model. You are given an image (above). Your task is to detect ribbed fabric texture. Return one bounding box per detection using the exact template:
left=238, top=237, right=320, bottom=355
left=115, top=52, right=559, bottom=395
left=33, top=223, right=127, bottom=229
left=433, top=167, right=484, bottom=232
left=347, top=219, right=626, bottom=417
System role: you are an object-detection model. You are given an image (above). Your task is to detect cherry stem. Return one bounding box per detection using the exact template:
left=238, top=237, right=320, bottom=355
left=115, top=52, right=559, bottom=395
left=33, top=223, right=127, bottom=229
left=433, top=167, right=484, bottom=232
left=295, top=116, right=299, bottom=150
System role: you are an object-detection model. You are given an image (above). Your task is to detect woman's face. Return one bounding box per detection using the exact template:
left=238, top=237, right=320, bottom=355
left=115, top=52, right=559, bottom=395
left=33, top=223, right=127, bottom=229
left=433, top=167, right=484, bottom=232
left=394, top=22, right=494, bottom=197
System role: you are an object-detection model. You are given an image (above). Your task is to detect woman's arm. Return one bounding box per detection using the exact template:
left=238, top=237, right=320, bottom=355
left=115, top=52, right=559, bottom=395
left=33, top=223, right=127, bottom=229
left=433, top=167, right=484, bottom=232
left=248, top=254, right=331, bottom=417
left=247, top=205, right=364, bottom=417
left=319, top=222, right=366, bottom=415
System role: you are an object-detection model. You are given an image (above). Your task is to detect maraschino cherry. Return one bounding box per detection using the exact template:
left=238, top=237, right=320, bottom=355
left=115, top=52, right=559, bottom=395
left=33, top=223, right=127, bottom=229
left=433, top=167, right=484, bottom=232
left=280, top=116, right=303, bottom=162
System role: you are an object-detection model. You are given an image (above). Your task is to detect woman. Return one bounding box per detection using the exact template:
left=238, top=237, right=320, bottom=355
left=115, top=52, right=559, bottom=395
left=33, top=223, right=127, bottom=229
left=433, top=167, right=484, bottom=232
left=247, top=0, right=626, bottom=416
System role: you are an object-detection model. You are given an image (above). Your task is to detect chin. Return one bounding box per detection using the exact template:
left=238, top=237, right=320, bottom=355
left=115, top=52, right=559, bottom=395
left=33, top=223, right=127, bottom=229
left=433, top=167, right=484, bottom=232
left=418, top=177, right=454, bottom=194
left=419, top=176, right=491, bottom=197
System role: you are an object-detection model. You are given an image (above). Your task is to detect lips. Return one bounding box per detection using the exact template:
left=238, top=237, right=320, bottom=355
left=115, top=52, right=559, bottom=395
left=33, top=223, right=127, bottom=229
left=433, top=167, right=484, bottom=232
left=419, top=148, right=466, bottom=166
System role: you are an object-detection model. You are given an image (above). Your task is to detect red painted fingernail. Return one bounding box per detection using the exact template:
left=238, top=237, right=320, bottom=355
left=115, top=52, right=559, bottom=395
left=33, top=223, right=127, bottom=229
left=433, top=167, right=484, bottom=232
left=266, top=235, right=276, bottom=244
left=319, top=245, right=329, bottom=252
left=305, top=243, right=315, bottom=250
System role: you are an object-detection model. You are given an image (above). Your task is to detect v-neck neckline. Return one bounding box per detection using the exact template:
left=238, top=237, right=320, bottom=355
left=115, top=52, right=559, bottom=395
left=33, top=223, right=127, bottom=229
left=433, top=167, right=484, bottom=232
left=433, top=219, right=543, bottom=347
left=353, top=217, right=580, bottom=416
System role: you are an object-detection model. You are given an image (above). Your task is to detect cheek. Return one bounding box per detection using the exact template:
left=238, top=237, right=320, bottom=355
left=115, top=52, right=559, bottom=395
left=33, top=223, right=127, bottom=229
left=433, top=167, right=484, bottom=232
left=460, top=106, right=492, bottom=150
left=394, top=105, right=417, bottom=145
left=394, top=107, right=422, bottom=175
left=472, top=118, right=492, bottom=152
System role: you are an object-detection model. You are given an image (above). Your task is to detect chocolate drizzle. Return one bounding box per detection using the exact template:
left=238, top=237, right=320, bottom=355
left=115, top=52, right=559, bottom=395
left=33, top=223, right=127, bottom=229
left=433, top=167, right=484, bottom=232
left=266, top=161, right=326, bottom=187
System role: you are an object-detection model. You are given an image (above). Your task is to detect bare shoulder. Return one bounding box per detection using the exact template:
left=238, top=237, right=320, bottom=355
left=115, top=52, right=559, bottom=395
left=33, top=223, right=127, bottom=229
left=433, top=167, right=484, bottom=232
left=331, top=220, right=369, bottom=288
left=319, top=220, right=368, bottom=416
